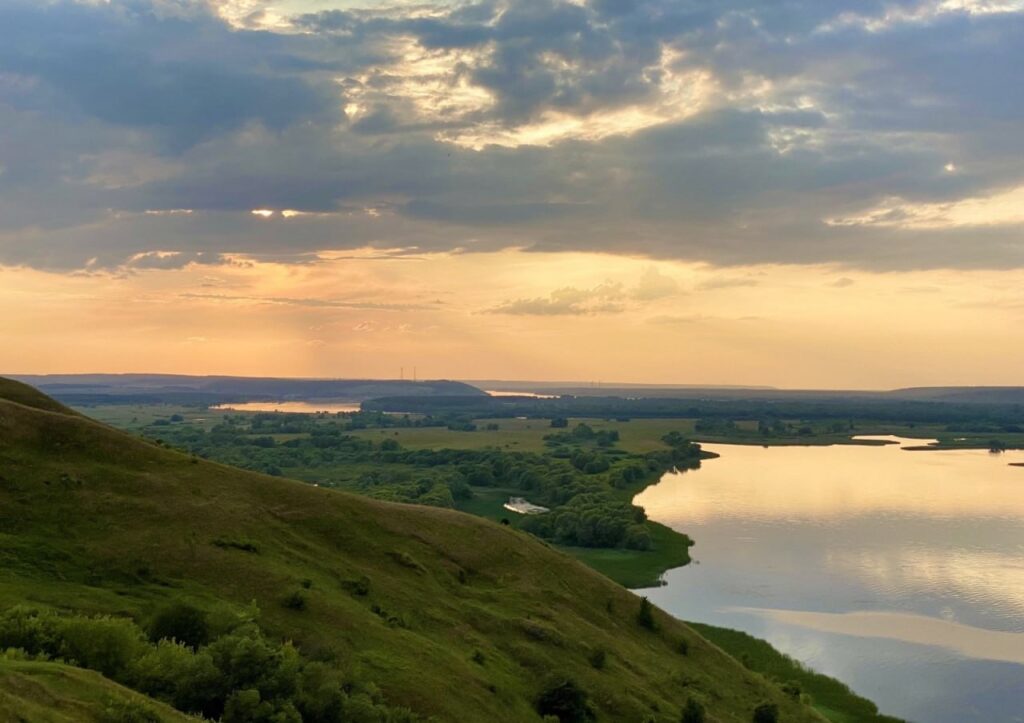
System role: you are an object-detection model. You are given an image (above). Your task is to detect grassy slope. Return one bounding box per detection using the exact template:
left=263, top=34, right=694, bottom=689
left=691, top=624, right=905, bottom=723
left=0, top=658, right=196, bottom=723
left=0, top=381, right=824, bottom=723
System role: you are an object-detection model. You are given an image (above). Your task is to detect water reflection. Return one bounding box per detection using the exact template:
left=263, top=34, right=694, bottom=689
left=635, top=438, right=1024, bottom=723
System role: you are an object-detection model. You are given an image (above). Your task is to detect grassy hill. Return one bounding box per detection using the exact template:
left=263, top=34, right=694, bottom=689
left=0, top=657, right=196, bottom=722
left=0, top=378, right=825, bottom=722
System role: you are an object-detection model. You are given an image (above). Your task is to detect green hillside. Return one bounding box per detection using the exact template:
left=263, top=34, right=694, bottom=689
left=0, top=656, right=196, bottom=722
left=0, top=378, right=825, bottom=722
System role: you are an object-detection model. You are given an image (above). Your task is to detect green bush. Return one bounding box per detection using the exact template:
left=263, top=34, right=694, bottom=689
left=636, top=597, right=657, bottom=631
left=128, top=639, right=220, bottom=714
left=56, top=614, right=146, bottom=679
left=753, top=702, right=779, bottom=723
left=588, top=648, right=606, bottom=670
left=148, top=602, right=209, bottom=649
left=536, top=678, right=595, bottom=722
left=680, top=697, right=705, bottom=723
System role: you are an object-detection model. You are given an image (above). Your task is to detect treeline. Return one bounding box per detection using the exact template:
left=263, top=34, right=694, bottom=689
left=363, top=394, right=1024, bottom=426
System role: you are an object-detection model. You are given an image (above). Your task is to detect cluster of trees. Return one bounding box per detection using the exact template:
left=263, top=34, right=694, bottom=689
left=521, top=494, right=652, bottom=550
left=545, top=422, right=620, bottom=449
left=0, top=605, right=417, bottom=723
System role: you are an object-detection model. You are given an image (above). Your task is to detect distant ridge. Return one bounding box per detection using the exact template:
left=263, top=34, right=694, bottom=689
left=8, top=373, right=486, bottom=406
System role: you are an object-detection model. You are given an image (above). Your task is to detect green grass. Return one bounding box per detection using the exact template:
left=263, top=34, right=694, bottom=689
left=0, top=378, right=828, bottom=723
left=0, top=656, right=195, bottom=722
left=691, top=623, right=905, bottom=723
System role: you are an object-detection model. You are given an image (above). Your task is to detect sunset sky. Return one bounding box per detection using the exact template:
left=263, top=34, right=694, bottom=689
left=2, top=0, right=1023, bottom=388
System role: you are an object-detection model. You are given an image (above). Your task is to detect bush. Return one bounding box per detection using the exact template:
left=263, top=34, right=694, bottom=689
left=129, top=639, right=221, bottom=714
left=148, top=603, right=209, bottom=649
left=680, top=698, right=705, bottom=723
left=536, top=678, right=595, bottom=722
left=282, top=591, right=307, bottom=611
left=57, top=615, right=146, bottom=679
left=752, top=702, right=779, bottom=723
left=636, top=597, right=657, bottom=631
left=588, top=648, right=606, bottom=670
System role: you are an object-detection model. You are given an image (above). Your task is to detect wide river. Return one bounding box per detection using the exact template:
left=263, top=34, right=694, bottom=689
left=635, top=437, right=1024, bottom=723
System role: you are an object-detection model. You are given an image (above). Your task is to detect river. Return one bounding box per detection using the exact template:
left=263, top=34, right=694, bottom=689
left=635, top=436, right=1024, bottom=723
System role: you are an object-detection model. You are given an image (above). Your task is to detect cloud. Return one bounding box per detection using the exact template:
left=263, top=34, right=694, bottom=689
left=1, top=0, right=1024, bottom=272
left=630, top=267, right=680, bottom=300
left=486, top=282, right=625, bottom=315
left=696, top=276, right=760, bottom=291
left=179, top=292, right=435, bottom=312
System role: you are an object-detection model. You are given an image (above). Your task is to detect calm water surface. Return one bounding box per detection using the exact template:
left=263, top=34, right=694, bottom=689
left=635, top=437, right=1024, bottom=723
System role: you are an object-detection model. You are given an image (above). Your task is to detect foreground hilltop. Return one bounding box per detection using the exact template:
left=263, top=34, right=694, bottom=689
left=0, top=378, right=822, bottom=722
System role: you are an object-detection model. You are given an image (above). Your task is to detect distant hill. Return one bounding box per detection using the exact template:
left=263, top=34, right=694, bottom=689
left=7, top=374, right=485, bottom=406
left=889, top=386, right=1024, bottom=404
left=0, top=378, right=825, bottom=722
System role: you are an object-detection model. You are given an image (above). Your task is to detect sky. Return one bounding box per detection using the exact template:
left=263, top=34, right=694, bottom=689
left=1, top=0, right=1023, bottom=388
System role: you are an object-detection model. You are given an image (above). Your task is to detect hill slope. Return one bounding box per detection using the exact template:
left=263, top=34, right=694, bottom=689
left=0, top=380, right=824, bottom=722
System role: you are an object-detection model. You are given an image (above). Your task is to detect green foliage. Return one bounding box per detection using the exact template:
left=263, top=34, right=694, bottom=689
left=282, top=591, right=308, bottom=611
left=521, top=494, right=650, bottom=549
left=681, top=698, right=706, bottom=723
left=0, top=607, right=415, bottom=723
left=536, top=678, right=596, bottom=723
left=148, top=603, right=209, bottom=649
left=636, top=597, right=657, bottom=631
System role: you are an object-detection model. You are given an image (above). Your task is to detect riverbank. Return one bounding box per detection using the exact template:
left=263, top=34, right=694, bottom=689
left=692, top=623, right=906, bottom=723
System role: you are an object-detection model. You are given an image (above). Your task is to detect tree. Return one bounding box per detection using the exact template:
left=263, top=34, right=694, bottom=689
left=148, top=603, right=209, bottom=649
left=752, top=702, right=779, bottom=723
left=636, top=596, right=657, bottom=631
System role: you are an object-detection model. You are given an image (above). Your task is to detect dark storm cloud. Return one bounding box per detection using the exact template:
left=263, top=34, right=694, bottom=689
left=1, top=0, right=1023, bottom=272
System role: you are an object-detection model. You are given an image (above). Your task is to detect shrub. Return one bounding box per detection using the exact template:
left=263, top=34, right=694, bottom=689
left=57, top=615, right=146, bottom=679
left=148, top=602, right=209, bottom=649
left=588, top=648, right=606, bottom=670
left=636, top=597, right=657, bottom=631
left=536, top=678, right=595, bottom=723
left=676, top=638, right=689, bottom=656
left=753, top=702, right=779, bottom=723
left=128, top=639, right=221, bottom=714
left=282, top=591, right=307, bottom=611
left=680, top=698, right=705, bottom=723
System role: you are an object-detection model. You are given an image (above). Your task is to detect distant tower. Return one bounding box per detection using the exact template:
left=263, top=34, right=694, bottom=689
left=413, top=367, right=418, bottom=383
left=400, top=367, right=404, bottom=380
